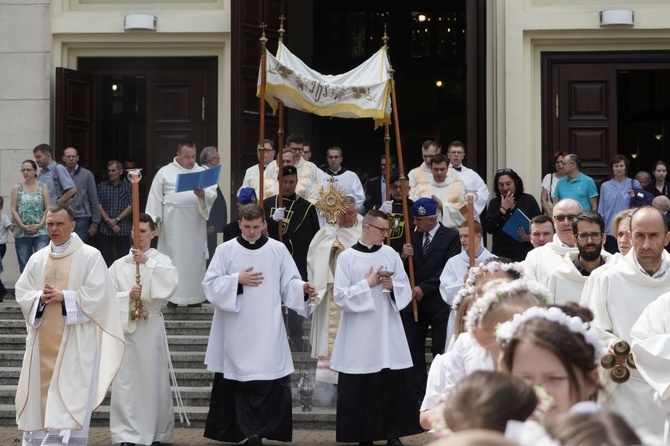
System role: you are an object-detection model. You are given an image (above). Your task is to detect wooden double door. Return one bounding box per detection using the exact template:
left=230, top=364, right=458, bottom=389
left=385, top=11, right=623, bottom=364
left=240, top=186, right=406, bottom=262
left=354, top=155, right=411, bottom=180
left=55, top=57, right=218, bottom=186
left=543, top=52, right=670, bottom=185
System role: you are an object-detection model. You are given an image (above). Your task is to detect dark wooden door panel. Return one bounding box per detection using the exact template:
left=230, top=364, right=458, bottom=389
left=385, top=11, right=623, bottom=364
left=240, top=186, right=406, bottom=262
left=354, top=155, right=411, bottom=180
left=147, top=71, right=203, bottom=180
left=55, top=68, right=95, bottom=168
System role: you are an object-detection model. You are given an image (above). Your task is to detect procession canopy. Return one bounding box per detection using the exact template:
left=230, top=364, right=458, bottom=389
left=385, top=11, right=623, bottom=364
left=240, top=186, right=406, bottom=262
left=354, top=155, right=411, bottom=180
left=257, top=41, right=392, bottom=128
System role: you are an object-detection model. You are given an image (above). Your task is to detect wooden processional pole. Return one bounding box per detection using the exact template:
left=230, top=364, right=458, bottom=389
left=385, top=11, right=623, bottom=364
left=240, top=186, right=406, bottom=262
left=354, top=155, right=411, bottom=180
left=128, top=169, right=148, bottom=321
left=258, top=23, right=268, bottom=205
left=467, top=194, right=476, bottom=267
left=385, top=32, right=418, bottom=323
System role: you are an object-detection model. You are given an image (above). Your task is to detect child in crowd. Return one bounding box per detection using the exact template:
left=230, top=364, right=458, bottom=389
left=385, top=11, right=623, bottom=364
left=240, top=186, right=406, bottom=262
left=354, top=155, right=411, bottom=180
left=498, top=303, right=602, bottom=416
left=421, top=275, right=543, bottom=430
left=443, top=370, right=537, bottom=434
left=545, top=410, right=641, bottom=446
left=0, top=197, right=15, bottom=301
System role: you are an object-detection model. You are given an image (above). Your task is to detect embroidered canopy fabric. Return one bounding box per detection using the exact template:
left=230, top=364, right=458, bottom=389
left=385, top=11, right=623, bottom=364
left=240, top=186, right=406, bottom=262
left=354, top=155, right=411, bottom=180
left=257, top=41, right=392, bottom=127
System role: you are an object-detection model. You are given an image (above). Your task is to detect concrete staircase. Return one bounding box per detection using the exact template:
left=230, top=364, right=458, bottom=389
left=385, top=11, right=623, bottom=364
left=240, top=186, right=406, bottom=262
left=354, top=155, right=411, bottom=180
left=0, top=298, right=435, bottom=430
left=0, top=299, right=337, bottom=429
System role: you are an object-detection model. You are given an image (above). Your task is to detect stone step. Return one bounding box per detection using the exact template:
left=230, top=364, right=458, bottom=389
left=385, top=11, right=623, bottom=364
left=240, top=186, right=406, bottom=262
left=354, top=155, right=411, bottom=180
left=0, top=401, right=337, bottom=429
left=0, top=335, right=26, bottom=351
left=0, top=320, right=26, bottom=334
left=163, top=320, right=211, bottom=335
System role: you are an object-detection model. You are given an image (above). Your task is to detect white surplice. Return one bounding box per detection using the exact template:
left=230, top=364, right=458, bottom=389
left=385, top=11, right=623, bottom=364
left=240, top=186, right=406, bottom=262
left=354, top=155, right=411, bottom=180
left=587, top=249, right=670, bottom=439
left=450, top=164, right=490, bottom=217
left=440, top=248, right=496, bottom=350
left=307, top=215, right=362, bottom=359
left=330, top=244, right=413, bottom=373
left=321, top=170, right=366, bottom=210
left=579, top=251, right=624, bottom=308
left=109, top=248, right=178, bottom=445
left=407, top=163, right=432, bottom=199
left=521, top=234, right=578, bottom=284
left=408, top=174, right=467, bottom=229
left=545, top=250, right=612, bottom=305
left=15, top=235, right=125, bottom=438
left=441, top=332, right=494, bottom=397
left=631, top=291, right=670, bottom=445
left=202, top=237, right=309, bottom=381
left=146, top=158, right=216, bottom=305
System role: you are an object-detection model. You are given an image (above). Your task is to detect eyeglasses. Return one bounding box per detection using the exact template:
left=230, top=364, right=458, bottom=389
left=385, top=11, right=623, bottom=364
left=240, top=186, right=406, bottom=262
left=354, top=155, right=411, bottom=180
left=554, top=214, right=578, bottom=222
left=288, top=146, right=304, bottom=152
left=496, top=168, right=513, bottom=175
left=561, top=161, right=575, bottom=166
left=367, top=223, right=389, bottom=234
left=575, top=232, right=603, bottom=242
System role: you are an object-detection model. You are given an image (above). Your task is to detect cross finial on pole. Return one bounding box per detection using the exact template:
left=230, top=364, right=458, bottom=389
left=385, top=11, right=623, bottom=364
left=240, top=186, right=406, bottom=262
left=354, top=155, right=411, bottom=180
left=279, top=15, right=286, bottom=41
left=260, top=22, right=268, bottom=47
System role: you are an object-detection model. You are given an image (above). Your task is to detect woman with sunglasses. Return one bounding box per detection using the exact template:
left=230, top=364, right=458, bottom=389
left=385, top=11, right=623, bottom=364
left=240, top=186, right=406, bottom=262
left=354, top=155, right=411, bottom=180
left=483, top=169, right=541, bottom=262
left=540, top=150, right=567, bottom=215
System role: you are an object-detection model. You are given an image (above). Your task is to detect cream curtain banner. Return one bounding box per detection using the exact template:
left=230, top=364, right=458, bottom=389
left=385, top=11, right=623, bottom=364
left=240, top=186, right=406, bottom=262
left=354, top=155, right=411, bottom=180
left=257, top=41, right=392, bottom=127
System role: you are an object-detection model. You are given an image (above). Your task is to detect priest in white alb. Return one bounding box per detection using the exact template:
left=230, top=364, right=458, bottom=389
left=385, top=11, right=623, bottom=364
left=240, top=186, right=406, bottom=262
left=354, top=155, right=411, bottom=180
left=407, top=140, right=439, bottom=199
left=408, top=153, right=467, bottom=229
left=307, top=196, right=362, bottom=383
left=545, top=211, right=612, bottom=305
left=522, top=198, right=581, bottom=284
left=330, top=209, right=423, bottom=446
left=109, top=213, right=179, bottom=446
left=202, top=204, right=314, bottom=446
left=146, top=140, right=217, bottom=307
left=588, top=206, right=670, bottom=439
left=15, top=204, right=125, bottom=446
left=631, top=290, right=670, bottom=446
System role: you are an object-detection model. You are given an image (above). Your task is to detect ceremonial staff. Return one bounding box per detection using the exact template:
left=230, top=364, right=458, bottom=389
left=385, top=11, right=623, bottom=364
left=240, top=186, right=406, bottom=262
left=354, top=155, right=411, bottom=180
left=467, top=192, right=476, bottom=267
left=128, top=168, right=148, bottom=321
left=258, top=23, right=268, bottom=205
left=385, top=31, right=418, bottom=323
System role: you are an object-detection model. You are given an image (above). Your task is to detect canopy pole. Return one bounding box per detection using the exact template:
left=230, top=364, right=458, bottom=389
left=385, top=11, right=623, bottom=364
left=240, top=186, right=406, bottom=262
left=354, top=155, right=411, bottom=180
left=258, top=23, right=268, bottom=205
left=385, top=31, right=418, bottom=323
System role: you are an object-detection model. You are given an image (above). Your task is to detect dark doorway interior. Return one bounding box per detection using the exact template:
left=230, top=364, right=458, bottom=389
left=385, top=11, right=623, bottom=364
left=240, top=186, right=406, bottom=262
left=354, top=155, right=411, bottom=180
left=95, top=75, right=148, bottom=180
left=618, top=69, right=670, bottom=175
left=76, top=57, right=218, bottom=187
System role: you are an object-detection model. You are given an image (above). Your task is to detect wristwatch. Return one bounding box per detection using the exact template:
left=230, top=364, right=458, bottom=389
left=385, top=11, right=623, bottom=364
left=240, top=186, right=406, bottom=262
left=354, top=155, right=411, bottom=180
left=115, top=217, right=120, bottom=223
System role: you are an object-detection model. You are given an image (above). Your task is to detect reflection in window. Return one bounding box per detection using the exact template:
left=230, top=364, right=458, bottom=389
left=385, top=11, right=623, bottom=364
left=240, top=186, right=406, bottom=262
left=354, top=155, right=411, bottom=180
left=411, top=12, right=431, bottom=58
left=347, top=13, right=366, bottom=58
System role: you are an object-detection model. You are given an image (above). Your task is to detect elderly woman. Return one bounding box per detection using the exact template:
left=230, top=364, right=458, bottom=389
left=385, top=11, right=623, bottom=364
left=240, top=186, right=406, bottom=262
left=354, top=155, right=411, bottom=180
left=483, top=168, right=541, bottom=262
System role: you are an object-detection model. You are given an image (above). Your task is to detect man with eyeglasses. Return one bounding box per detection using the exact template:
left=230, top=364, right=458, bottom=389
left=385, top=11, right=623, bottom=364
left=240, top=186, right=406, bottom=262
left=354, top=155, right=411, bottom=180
left=446, top=141, right=489, bottom=217
left=408, top=153, right=467, bottom=229
left=587, top=206, right=670, bottom=438
left=545, top=211, right=612, bottom=305
left=238, top=139, right=276, bottom=199
left=522, top=198, right=581, bottom=283
left=265, top=133, right=324, bottom=199
left=553, top=153, right=599, bottom=211
left=330, top=209, right=422, bottom=446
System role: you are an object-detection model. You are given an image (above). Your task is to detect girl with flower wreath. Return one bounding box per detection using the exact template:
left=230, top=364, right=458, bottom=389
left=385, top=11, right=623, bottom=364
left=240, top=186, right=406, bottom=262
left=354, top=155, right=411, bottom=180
left=420, top=277, right=543, bottom=431
left=498, top=303, right=602, bottom=418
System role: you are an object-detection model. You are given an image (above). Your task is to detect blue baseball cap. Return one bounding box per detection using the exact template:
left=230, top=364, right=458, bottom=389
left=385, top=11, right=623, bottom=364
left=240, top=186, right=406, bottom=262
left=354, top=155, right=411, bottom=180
left=238, top=187, right=258, bottom=205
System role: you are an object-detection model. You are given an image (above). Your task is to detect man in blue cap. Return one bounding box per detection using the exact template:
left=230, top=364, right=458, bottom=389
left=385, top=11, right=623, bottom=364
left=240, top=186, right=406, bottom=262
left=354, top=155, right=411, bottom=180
left=222, top=187, right=258, bottom=242
left=400, top=197, right=460, bottom=403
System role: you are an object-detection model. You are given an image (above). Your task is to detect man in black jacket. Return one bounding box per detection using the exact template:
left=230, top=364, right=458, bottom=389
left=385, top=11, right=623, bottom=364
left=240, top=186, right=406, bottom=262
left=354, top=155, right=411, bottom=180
left=400, top=197, right=460, bottom=403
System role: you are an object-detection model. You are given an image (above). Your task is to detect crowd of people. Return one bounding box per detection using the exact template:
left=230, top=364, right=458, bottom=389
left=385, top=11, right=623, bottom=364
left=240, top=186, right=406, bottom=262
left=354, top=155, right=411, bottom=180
left=5, top=135, right=670, bottom=446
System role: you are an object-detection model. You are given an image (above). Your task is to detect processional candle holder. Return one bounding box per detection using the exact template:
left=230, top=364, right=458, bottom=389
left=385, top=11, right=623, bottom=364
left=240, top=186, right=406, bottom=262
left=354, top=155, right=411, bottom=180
left=127, top=168, right=148, bottom=321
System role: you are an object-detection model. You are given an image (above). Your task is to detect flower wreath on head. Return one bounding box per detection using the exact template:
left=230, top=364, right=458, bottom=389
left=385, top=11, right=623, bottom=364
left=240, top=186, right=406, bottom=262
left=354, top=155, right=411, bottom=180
left=496, top=306, right=607, bottom=361
left=464, top=278, right=550, bottom=333
left=466, top=260, right=525, bottom=291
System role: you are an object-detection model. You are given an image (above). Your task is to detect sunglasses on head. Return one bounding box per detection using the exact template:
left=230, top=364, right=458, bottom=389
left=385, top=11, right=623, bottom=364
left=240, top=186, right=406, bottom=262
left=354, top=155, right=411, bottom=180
left=496, top=168, right=513, bottom=175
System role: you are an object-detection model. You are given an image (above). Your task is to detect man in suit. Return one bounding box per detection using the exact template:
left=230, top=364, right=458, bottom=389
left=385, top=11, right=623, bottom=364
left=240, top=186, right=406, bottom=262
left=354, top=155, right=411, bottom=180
left=400, top=197, right=460, bottom=403
left=363, top=154, right=397, bottom=213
